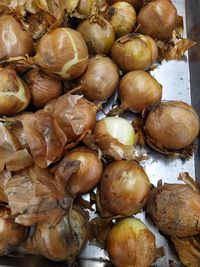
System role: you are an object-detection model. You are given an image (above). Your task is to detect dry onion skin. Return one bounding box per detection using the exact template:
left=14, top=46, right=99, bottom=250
left=34, top=28, right=89, bottom=80
left=0, top=67, right=31, bottom=115
left=106, top=217, right=156, bottom=267
left=77, top=18, right=115, bottom=55
left=118, top=70, right=162, bottom=113
left=111, top=33, right=158, bottom=72
left=78, top=55, right=119, bottom=101
left=146, top=183, right=200, bottom=237
left=23, top=68, right=62, bottom=108
left=98, top=160, right=151, bottom=217
left=106, top=2, right=136, bottom=37
left=144, top=101, right=200, bottom=155
left=137, top=0, right=178, bottom=41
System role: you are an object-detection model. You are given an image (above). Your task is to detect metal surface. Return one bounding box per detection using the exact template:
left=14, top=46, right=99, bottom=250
left=0, top=0, right=199, bottom=266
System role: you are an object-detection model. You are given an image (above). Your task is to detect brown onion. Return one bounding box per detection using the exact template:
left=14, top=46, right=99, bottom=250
left=144, top=101, right=200, bottom=153
left=0, top=207, right=26, bottom=256
left=98, top=160, right=151, bottom=217
left=0, top=15, right=34, bottom=60
left=147, top=183, right=200, bottom=237
left=77, top=18, right=115, bottom=55
left=34, top=28, right=89, bottom=80
left=24, top=68, right=62, bottom=108
left=111, top=33, right=158, bottom=72
left=0, top=67, right=31, bottom=115
left=107, top=2, right=136, bottom=37
left=119, top=70, right=162, bottom=113
left=78, top=55, right=119, bottom=101
left=137, top=0, right=178, bottom=40
left=106, top=217, right=156, bottom=267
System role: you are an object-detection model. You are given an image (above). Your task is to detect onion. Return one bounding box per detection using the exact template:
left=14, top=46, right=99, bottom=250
left=78, top=55, right=119, bottom=101
left=0, top=207, right=26, bottom=256
left=34, top=28, right=89, bottom=80
left=77, top=18, right=115, bottom=55
left=106, top=2, right=136, bottom=37
left=0, top=15, right=34, bottom=60
left=111, top=33, right=158, bottom=72
left=98, top=160, right=151, bottom=217
left=146, top=183, right=200, bottom=237
left=94, top=116, right=136, bottom=160
left=107, top=0, right=143, bottom=11
left=106, top=217, right=156, bottom=267
left=118, top=70, right=162, bottom=113
left=144, top=101, right=200, bottom=154
left=137, top=0, right=178, bottom=40
left=0, top=67, right=31, bottom=115
left=24, top=68, right=62, bottom=108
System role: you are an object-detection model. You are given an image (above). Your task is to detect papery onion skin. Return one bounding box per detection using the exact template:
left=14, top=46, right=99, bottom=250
left=144, top=101, right=200, bottom=151
left=0, top=67, right=31, bottom=115
left=34, top=28, right=89, bottom=80
left=107, top=2, right=136, bottom=37
left=78, top=55, right=119, bottom=101
left=0, top=15, right=34, bottom=60
left=99, top=160, right=151, bottom=217
left=106, top=217, right=156, bottom=267
left=111, top=33, right=158, bottom=72
left=77, top=18, right=115, bottom=55
left=147, top=184, right=200, bottom=237
left=119, top=70, right=162, bottom=113
left=137, top=0, right=178, bottom=41
left=24, top=68, right=62, bottom=108
left=0, top=207, right=26, bottom=256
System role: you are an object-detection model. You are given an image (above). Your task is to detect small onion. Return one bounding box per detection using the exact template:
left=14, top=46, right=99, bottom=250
left=34, top=28, right=89, bottom=80
left=106, top=217, right=156, bottom=267
left=99, top=160, right=151, bottom=217
left=107, top=2, right=136, bottom=37
left=137, top=0, right=178, bottom=40
left=24, top=68, right=62, bottom=108
left=144, top=101, right=200, bottom=153
left=111, top=33, right=158, bottom=72
left=0, top=67, right=31, bottom=115
left=76, top=0, right=95, bottom=16
left=147, top=183, right=200, bottom=237
left=0, top=15, right=34, bottom=60
left=78, top=55, right=119, bottom=101
left=77, top=18, right=115, bottom=55
left=118, top=70, right=162, bottom=113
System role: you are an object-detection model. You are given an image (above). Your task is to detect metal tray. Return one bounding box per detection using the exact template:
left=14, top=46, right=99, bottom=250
left=0, top=0, right=200, bottom=266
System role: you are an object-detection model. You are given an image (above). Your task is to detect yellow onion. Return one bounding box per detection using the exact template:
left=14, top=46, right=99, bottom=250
left=106, top=217, right=156, bottom=267
left=144, top=101, right=200, bottom=154
left=34, top=28, right=89, bottom=80
left=137, top=0, right=178, bottom=40
left=56, top=146, right=103, bottom=194
left=111, top=33, right=158, bottom=72
left=23, top=68, right=62, bottom=108
left=0, top=15, right=34, bottom=60
left=0, top=207, right=26, bottom=256
left=78, top=55, right=119, bottom=101
left=77, top=18, right=115, bottom=55
left=106, top=2, right=136, bottom=37
left=98, top=160, right=151, bottom=217
left=118, top=70, right=162, bottom=113
left=0, top=67, right=31, bottom=115
left=147, top=183, right=200, bottom=237
left=94, top=116, right=136, bottom=160
left=107, top=0, right=143, bottom=11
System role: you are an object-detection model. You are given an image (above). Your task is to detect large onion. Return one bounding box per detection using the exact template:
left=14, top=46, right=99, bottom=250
left=118, top=70, right=162, bottom=113
left=98, top=160, right=151, bottom=217
left=34, top=28, right=89, bottom=80
left=106, top=217, right=156, bottom=267
left=137, top=0, right=178, bottom=41
left=111, top=33, right=158, bottom=72
left=77, top=18, right=115, bottom=55
left=78, top=55, right=119, bottom=101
